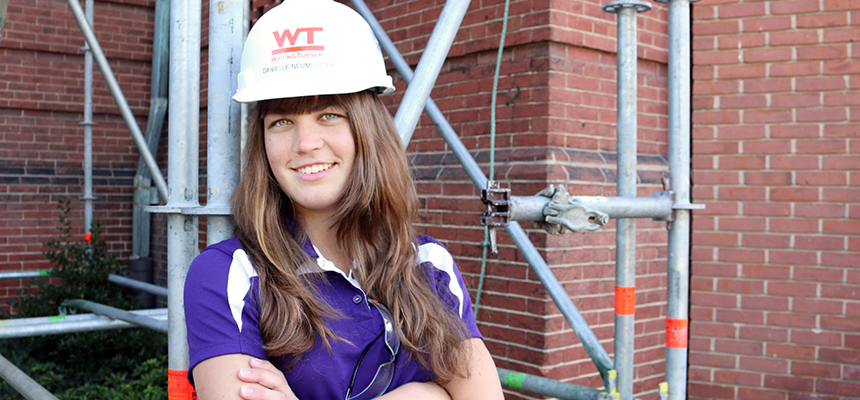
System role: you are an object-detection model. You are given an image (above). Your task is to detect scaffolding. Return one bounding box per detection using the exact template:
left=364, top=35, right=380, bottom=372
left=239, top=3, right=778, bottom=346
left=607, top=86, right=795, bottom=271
left=0, top=0, right=700, bottom=399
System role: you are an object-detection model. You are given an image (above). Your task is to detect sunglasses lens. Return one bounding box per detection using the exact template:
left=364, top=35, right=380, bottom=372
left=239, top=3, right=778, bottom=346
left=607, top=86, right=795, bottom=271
left=346, top=300, right=401, bottom=400
left=375, top=303, right=401, bottom=354
left=347, top=361, right=394, bottom=400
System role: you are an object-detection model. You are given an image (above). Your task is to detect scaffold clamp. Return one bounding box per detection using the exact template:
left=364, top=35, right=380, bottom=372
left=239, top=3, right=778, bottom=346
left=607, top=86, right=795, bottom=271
left=531, top=185, right=609, bottom=234
left=480, top=181, right=511, bottom=227
left=660, top=172, right=705, bottom=214
left=480, top=181, right=511, bottom=255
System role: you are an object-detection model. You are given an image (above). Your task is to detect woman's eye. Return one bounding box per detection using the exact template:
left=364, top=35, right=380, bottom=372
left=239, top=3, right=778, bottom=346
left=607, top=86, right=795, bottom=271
left=272, top=119, right=291, bottom=127
left=321, top=113, right=338, bottom=121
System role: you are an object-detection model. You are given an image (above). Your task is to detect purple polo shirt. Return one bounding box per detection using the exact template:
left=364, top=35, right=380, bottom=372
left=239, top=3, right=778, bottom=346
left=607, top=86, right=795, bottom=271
left=184, top=235, right=481, bottom=400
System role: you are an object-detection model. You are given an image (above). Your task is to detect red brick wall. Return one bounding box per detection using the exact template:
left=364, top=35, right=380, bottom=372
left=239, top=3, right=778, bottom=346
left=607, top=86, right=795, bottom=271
left=690, top=0, right=860, bottom=398
left=7, top=0, right=857, bottom=399
left=361, top=0, right=671, bottom=398
left=3, top=0, right=674, bottom=397
left=0, top=0, right=159, bottom=311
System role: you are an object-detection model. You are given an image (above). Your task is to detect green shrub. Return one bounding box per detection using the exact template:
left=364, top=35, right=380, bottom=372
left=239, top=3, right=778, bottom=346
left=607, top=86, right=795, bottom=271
left=8, top=200, right=137, bottom=318
left=51, top=354, right=167, bottom=400
left=0, top=200, right=167, bottom=399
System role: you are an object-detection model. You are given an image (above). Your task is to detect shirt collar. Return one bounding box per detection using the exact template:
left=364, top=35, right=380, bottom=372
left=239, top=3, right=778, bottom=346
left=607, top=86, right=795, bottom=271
left=297, top=237, right=363, bottom=291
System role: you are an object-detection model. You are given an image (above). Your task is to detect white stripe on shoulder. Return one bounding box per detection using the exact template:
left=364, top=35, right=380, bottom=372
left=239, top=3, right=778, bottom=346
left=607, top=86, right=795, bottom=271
left=226, top=249, right=259, bottom=333
left=417, top=242, right=464, bottom=318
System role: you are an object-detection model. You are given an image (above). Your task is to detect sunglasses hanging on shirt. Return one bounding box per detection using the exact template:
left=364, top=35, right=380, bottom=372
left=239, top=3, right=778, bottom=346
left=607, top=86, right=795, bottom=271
left=345, top=299, right=401, bottom=400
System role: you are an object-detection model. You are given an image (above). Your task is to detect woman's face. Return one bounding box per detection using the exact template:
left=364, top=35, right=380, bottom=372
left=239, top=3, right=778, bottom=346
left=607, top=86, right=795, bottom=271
left=264, top=105, right=356, bottom=220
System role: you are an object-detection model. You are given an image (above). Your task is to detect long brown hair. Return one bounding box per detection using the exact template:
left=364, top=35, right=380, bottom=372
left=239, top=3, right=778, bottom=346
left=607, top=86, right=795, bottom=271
left=231, top=91, right=470, bottom=381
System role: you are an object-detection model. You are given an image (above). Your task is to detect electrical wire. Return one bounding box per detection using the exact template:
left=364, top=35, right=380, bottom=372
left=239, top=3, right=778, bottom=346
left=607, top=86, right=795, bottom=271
left=474, top=0, right=511, bottom=316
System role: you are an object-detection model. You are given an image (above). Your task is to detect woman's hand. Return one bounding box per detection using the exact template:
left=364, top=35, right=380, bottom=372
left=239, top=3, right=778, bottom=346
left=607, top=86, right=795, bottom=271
left=243, top=360, right=449, bottom=400
left=237, top=358, right=299, bottom=400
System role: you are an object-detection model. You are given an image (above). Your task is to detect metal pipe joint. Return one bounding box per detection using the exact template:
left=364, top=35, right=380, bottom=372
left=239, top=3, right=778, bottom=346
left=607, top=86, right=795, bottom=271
left=602, top=0, right=652, bottom=13
left=529, top=185, right=610, bottom=234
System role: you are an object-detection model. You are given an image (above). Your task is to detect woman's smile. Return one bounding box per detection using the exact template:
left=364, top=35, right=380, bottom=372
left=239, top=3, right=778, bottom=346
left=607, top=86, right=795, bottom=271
left=295, top=163, right=335, bottom=176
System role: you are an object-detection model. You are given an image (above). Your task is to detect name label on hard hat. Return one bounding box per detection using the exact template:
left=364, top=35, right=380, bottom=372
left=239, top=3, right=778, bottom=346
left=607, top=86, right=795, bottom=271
left=262, top=62, right=335, bottom=75
left=272, top=27, right=324, bottom=55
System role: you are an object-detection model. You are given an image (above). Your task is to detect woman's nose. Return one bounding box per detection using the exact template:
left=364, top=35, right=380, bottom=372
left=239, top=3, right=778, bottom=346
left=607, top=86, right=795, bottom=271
left=293, top=122, right=324, bottom=153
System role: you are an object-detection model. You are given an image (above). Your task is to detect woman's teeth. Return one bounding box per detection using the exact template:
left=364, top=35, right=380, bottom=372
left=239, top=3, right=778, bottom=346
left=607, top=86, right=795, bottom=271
left=296, top=163, right=333, bottom=174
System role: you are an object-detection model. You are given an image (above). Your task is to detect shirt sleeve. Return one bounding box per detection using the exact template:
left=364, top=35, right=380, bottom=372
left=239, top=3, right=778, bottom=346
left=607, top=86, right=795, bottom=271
left=184, top=241, right=267, bottom=379
left=417, top=237, right=483, bottom=340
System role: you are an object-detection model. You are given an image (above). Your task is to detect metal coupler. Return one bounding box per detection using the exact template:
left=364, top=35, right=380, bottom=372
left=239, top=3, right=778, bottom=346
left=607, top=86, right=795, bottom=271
left=480, top=181, right=511, bottom=255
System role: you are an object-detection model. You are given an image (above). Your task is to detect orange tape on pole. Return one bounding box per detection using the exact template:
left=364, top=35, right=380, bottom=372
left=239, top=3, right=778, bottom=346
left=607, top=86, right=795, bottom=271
left=168, top=369, right=197, bottom=400
left=615, top=286, right=635, bottom=315
left=666, top=318, right=688, bottom=349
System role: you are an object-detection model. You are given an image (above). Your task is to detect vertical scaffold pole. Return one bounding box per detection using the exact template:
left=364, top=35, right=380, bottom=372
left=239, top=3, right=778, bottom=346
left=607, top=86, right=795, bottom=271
left=205, top=0, right=243, bottom=245
left=603, top=1, right=651, bottom=398
left=80, top=0, right=95, bottom=233
left=167, top=0, right=201, bottom=397
left=655, top=0, right=695, bottom=398
left=0, top=0, right=8, bottom=47
left=81, top=0, right=95, bottom=233
left=66, top=0, right=169, bottom=200
left=393, top=0, right=470, bottom=145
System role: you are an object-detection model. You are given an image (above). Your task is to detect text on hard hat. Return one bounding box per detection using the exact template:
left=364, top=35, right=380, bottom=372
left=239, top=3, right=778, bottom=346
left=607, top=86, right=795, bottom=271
left=272, top=27, right=324, bottom=55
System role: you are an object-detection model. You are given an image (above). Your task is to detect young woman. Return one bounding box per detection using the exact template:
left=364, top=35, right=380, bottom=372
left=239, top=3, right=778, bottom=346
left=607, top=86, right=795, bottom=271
left=184, top=1, right=505, bottom=399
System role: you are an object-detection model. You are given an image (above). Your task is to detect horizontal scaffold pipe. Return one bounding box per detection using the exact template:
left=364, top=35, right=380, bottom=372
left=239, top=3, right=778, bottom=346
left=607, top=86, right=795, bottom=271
left=0, top=271, right=168, bottom=298
left=0, top=271, right=46, bottom=280
left=61, top=300, right=168, bottom=333
left=0, top=353, right=60, bottom=400
left=108, top=274, right=168, bottom=297
left=0, top=309, right=167, bottom=339
left=510, top=195, right=673, bottom=221
left=497, top=368, right=599, bottom=400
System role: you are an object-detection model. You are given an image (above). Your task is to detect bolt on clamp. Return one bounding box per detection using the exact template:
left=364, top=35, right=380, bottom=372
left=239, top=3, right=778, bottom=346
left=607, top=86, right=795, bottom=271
left=660, top=171, right=705, bottom=218
left=530, top=185, right=610, bottom=234
left=480, top=181, right=511, bottom=255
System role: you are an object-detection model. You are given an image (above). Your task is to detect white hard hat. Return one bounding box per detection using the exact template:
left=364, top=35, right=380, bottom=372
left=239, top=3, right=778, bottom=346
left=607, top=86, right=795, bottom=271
left=233, top=0, right=395, bottom=103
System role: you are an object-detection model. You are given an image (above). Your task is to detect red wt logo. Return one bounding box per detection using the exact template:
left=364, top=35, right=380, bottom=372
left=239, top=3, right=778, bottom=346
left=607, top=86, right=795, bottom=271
left=272, top=27, right=324, bottom=55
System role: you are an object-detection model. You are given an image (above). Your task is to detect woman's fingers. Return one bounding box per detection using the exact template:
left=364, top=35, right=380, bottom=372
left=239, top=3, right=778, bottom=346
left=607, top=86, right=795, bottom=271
left=237, top=385, right=297, bottom=400
left=238, top=385, right=277, bottom=400
left=236, top=366, right=283, bottom=391
left=249, top=358, right=282, bottom=375
left=236, top=358, right=297, bottom=400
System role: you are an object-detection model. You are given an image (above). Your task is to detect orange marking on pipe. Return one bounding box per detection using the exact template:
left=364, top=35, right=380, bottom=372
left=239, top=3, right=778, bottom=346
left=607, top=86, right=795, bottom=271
left=615, top=286, right=635, bottom=315
left=667, top=318, right=688, bottom=349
